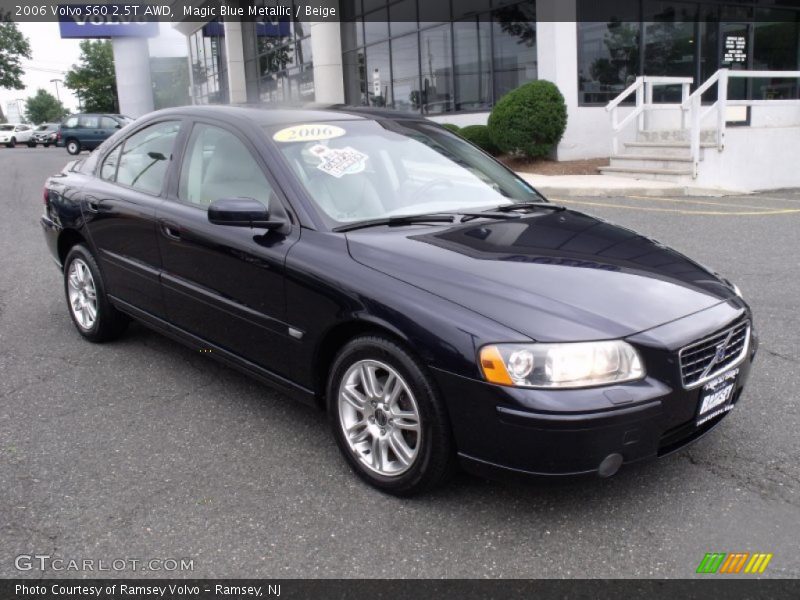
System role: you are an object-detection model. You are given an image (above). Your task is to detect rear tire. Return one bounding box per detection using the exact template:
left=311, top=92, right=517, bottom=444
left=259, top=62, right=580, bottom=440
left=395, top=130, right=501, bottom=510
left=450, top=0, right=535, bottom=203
left=327, top=335, right=454, bottom=496
left=63, top=244, right=128, bottom=342
left=27, top=140, right=36, bottom=148
left=66, top=139, right=80, bottom=155
left=6, top=137, right=15, bottom=148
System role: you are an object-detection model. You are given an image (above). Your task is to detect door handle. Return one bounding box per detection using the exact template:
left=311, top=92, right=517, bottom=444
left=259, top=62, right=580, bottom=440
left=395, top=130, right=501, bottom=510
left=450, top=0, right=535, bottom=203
left=160, top=221, right=182, bottom=241
left=85, top=197, right=102, bottom=213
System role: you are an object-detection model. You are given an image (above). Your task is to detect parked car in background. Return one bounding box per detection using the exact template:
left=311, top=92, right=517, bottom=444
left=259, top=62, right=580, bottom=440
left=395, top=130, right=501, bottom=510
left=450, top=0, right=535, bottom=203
left=32, top=123, right=62, bottom=147
left=0, top=123, right=35, bottom=148
left=57, top=113, right=133, bottom=155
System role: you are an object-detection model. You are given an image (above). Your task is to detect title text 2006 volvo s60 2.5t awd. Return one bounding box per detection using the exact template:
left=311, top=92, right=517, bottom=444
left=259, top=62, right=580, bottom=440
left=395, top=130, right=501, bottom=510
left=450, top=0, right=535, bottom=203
left=41, top=106, right=757, bottom=495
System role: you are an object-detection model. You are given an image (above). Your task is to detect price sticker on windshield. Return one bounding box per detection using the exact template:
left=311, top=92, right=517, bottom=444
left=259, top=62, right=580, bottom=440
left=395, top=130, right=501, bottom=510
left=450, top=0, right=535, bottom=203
left=273, top=124, right=346, bottom=143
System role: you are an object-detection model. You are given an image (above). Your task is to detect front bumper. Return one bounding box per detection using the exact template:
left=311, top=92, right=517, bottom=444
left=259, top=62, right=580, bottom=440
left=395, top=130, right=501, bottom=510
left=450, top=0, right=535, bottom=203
left=433, top=311, right=758, bottom=479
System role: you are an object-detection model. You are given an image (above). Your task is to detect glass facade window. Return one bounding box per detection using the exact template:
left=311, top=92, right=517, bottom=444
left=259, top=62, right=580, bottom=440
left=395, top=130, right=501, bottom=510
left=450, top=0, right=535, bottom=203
left=189, top=20, right=228, bottom=104
left=341, top=0, right=536, bottom=114
left=578, top=0, right=800, bottom=105
left=753, top=9, right=800, bottom=99
left=241, top=0, right=315, bottom=104
left=454, top=16, right=492, bottom=110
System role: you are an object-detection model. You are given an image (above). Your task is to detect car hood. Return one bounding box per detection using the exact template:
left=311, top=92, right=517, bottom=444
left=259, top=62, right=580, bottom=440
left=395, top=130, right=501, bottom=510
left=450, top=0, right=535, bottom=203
left=346, top=210, right=735, bottom=341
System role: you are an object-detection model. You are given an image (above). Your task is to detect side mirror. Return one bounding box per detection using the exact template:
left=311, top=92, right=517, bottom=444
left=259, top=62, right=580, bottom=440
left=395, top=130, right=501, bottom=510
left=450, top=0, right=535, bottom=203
left=208, top=197, right=285, bottom=230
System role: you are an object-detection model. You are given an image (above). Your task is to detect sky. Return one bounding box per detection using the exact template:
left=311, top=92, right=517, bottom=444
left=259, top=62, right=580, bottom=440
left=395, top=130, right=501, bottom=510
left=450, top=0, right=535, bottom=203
left=1, top=22, right=187, bottom=122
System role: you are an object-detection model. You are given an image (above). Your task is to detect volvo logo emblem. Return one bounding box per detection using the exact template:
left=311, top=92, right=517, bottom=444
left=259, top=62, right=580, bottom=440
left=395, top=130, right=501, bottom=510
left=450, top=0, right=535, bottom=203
left=714, top=343, right=727, bottom=363
left=700, top=330, right=735, bottom=380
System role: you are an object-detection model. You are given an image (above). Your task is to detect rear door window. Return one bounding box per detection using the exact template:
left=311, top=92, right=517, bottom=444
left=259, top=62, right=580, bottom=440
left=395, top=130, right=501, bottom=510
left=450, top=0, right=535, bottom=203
left=116, top=121, right=181, bottom=195
left=78, top=115, right=99, bottom=128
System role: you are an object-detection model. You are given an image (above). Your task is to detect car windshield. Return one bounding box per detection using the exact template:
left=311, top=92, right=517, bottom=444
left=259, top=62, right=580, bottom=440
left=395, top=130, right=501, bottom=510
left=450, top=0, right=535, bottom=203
left=267, top=119, right=543, bottom=226
left=0, top=125, right=13, bottom=131
left=36, top=125, right=51, bottom=131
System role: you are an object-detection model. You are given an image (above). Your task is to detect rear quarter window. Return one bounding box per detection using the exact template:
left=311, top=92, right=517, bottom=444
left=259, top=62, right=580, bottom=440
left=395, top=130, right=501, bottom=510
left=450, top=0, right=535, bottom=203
left=64, top=117, right=79, bottom=128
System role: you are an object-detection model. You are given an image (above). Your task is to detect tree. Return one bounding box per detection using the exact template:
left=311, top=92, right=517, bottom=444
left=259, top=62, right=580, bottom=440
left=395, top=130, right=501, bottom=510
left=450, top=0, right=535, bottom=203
left=0, top=15, right=32, bottom=90
left=64, top=40, right=118, bottom=113
left=25, top=88, right=68, bottom=123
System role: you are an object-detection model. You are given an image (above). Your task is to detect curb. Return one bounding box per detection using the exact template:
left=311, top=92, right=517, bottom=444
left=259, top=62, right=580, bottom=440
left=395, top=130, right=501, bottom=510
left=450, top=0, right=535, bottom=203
left=533, top=185, right=747, bottom=198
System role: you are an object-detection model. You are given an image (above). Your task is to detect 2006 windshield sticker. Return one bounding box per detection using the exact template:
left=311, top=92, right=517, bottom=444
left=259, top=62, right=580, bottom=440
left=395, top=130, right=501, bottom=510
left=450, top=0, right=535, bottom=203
left=310, top=144, right=368, bottom=178
left=273, top=123, right=346, bottom=143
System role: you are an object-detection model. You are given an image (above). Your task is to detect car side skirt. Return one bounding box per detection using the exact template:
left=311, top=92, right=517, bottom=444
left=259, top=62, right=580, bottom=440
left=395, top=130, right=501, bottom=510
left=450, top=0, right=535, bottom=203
left=109, top=296, right=318, bottom=408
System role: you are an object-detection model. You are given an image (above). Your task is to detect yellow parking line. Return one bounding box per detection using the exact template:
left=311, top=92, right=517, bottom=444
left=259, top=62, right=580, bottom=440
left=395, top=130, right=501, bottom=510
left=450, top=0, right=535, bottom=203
left=626, top=195, right=781, bottom=211
left=553, top=198, right=800, bottom=216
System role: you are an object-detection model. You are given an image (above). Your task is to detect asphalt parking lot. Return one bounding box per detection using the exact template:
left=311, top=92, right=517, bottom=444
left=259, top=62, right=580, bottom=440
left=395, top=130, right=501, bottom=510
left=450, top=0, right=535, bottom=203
left=1, top=146, right=799, bottom=578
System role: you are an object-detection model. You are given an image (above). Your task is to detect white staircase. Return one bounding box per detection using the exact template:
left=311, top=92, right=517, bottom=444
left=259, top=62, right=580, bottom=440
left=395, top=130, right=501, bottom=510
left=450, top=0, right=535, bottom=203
left=599, top=129, right=717, bottom=182
left=601, top=69, right=800, bottom=187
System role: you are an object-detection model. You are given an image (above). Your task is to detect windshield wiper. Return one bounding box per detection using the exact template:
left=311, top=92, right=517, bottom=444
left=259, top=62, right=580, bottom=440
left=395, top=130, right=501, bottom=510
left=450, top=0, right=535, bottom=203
left=333, top=214, right=456, bottom=233
left=458, top=211, right=523, bottom=223
left=493, top=201, right=567, bottom=213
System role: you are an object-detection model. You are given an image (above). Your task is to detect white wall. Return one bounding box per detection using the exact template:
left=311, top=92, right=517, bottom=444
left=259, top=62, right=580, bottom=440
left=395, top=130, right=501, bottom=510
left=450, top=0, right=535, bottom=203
left=697, top=125, right=800, bottom=190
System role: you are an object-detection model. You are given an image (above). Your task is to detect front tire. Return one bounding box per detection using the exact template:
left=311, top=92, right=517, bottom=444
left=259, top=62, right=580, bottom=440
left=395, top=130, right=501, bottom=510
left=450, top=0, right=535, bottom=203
left=63, top=244, right=128, bottom=342
left=327, top=335, right=454, bottom=496
left=27, top=140, right=36, bottom=148
left=66, top=139, right=80, bottom=155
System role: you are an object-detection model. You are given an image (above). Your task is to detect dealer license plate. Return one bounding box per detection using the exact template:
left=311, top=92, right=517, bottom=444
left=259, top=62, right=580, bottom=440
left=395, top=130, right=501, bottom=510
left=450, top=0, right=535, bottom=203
left=696, top=368, right=738, bottom=426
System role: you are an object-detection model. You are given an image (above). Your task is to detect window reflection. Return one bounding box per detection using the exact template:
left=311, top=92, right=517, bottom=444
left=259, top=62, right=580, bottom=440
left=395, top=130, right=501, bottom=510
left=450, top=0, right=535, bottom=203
left=454, top=17, right=491, bottom=111
left=189, top=19, right=228, bottom=104
left=420, top=25, right=453, bottom=113
left=492, top=4, right=538, bottom=100
left=578, top=20, right=641, bottom=105
left=341, top=1, right=537, bottom=113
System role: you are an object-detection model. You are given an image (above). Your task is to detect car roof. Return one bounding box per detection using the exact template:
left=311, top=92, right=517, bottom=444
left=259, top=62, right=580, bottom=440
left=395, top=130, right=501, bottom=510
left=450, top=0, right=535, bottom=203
left=138, top=104, right=427, bottom=127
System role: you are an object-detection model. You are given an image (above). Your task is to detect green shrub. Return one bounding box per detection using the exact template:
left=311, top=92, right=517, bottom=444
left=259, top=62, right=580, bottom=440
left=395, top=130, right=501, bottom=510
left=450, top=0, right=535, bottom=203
left=459, top=124, right=501, bottom=155
left=440, top=123, right=461, bottom=133
left=487, top=80, right=567, bottom=158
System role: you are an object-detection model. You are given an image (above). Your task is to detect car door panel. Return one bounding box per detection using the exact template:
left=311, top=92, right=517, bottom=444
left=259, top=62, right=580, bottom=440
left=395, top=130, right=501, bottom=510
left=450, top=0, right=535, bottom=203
left=157, top=121, right=299, bottom=377
left=81, top=119, right=183, bottom=318
left=83, top=181, right=164, bottom=316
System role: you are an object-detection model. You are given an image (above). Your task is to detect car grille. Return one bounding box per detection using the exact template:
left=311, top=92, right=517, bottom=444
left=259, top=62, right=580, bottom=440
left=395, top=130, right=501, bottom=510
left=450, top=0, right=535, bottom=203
left=679, top=320, right=750, bottom=388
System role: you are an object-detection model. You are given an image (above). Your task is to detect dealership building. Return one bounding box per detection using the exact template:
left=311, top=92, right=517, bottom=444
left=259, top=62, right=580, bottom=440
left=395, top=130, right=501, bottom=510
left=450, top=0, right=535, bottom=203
left=70, top=0, right=800, bottom=188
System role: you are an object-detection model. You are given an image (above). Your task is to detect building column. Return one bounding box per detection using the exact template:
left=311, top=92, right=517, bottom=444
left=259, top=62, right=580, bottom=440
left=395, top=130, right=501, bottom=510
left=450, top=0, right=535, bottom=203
left=535, top=0, right=581, bottom=159
left=309, top=21, right=345, bottom=104
left=112, top=37, right=154, bottom=117
left=224, top=18, right=248, bottom=104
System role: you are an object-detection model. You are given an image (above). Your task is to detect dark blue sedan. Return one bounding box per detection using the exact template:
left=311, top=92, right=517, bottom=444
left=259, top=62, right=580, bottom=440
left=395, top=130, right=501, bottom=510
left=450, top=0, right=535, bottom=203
left=41, top=106, right=757, bottom=495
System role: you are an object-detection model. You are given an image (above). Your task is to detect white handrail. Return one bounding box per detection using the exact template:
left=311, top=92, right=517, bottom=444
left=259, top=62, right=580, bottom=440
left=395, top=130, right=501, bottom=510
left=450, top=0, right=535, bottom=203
left=683, top=69, right=800, bottom=176
left=605, top=77, right=643, bottom=112
left=607, top=68, right=800, bottom=180
left=604, top=76, right=693, bottom=155
left=727, top=70, right=800, bottom=79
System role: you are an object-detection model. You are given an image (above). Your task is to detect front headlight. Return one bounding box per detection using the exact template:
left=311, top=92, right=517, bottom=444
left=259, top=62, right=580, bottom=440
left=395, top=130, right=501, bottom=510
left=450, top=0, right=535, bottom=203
left=479, top=341, right=645, bottom=388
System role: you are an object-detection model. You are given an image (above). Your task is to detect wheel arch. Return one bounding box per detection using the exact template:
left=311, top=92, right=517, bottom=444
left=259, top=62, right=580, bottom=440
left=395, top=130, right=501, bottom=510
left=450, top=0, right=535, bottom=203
left=57, top=228, right=88, bottom=267
left=312, top=318, right=420, bottom=410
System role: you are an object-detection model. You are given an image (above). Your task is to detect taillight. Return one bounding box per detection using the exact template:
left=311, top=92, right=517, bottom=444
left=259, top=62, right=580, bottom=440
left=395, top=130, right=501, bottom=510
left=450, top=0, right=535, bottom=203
left=43, top=186, right=49, bottom=207
left=56, top=130, right=62, bottom=141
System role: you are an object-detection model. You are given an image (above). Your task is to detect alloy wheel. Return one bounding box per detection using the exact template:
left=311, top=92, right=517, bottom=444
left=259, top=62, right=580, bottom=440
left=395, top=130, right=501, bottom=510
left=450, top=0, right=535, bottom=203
left=67, top=258, right=98, bottom=330
left=337, top=359, right=421, bottom=477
